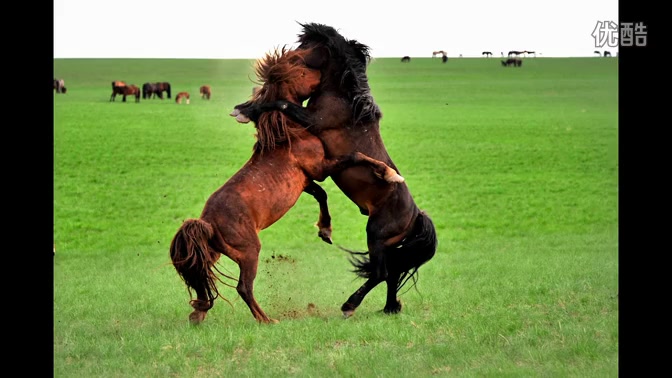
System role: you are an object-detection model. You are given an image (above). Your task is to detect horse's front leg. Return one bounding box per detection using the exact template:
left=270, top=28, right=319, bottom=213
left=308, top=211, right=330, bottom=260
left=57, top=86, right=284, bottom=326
left=302, top=181, right=332, bottom=244
left=322, top=152, right=404, bottom=184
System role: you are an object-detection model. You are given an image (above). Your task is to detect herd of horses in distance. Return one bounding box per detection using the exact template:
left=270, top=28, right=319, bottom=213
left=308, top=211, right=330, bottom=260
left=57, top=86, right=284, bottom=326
left=52, top=78, right=211, bottom=104
left=54, top=26, right=616, bottom=325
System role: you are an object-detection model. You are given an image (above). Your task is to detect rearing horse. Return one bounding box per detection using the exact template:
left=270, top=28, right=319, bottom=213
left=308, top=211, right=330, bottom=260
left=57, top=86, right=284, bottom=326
left=170, top=46, right=404, bottom=324
left=233, top=23, right=437, bottom=318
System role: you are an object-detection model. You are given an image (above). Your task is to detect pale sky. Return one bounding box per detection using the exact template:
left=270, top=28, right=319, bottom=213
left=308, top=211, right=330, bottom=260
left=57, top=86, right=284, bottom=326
left=53, top=0, right=619, bottom=59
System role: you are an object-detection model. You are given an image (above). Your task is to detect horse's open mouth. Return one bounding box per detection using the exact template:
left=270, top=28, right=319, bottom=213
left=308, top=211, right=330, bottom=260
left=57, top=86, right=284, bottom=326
left=230, top=109, right=251, bottom=124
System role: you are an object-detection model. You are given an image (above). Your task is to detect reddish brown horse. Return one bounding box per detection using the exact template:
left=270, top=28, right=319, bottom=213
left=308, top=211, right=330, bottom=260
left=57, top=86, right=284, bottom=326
left=199, top=85, right=211, bottom=100
left=170, top=46, right=404, bottom=324
left=175, top=92, right=190, bottom=104
left=110, top=81, right=140, bottom=102
left=233, top=23, right=437, bottom=319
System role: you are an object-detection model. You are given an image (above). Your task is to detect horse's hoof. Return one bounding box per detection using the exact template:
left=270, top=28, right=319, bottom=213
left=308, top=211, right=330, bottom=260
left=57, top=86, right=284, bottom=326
left=229, top=109, right=240, bottom=117
left=235, top=114, right=251, bottom=124
left=318, top=229, right=333, bottom=244
left=341, top=303, right=356, bottom=318
left=383, top=299, right=402, bottom=314
left=189, top=310, right=207, bottom=324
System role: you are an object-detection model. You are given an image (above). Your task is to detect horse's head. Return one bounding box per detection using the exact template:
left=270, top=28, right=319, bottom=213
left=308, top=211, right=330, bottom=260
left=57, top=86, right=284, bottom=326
left=254, top=46, right=321, bottom=104
left=295, top=22, right=380, bottom=123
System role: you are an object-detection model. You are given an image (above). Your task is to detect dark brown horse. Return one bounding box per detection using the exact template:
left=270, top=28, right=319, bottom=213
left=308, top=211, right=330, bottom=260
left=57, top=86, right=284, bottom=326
left=232, top=23, right=437, bottom=319
left=110, top=81, right=141, bottom=102
left=501, top=58, right=522, bottom=67
left=199, top=85, right=211, bottom=99
left=170, top=46, right=404, bottom=324
left=142, top=82, right=172, bottom=99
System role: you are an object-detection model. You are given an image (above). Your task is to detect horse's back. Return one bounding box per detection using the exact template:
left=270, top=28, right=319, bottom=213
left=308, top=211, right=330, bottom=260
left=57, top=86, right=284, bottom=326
left=202, top=156, right=308, bottom=231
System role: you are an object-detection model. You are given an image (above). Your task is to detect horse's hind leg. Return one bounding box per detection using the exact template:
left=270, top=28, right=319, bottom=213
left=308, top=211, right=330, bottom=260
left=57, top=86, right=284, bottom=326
left=341, top=277, right=384, bottom=318
left=233, top=245, right=278, bottom=323
left=383, top=271, right=403, bottom=314
left=303, top=181, right=332, bottom=244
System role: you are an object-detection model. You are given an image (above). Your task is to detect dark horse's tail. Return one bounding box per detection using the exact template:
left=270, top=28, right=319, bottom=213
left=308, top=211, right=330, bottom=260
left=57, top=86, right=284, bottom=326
left=165, top=83, right=172, bottom=99
left=169, top=218, right=223, bottom=311
left=347, top=211, right=437, bottom=291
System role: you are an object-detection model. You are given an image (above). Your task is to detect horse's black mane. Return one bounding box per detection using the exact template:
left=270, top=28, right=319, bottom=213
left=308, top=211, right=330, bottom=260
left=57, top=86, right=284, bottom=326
left=297, top=22, right=381, bottom=123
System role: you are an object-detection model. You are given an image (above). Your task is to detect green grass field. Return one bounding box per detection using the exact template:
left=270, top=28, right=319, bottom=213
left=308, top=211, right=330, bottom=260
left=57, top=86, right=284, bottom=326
left=53, top=57, right=618, bottom=377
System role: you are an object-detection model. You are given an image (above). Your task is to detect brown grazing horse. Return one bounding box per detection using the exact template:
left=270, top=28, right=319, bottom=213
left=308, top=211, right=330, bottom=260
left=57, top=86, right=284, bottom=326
left=53, top=78, right=67, bottom=93
left=170, top=46, right=404, bottom=324
left=175, top=92, right=190, bottom=104
left=110, top=81, right=140, bottom=102
left=232, top=23, right=437, bottom=319
left=199, top=85, right=211, bottom=100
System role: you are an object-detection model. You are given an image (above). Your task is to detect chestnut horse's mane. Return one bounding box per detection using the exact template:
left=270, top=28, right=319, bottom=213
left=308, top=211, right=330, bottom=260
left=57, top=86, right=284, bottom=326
left=296, top=22, right=381, bottom=124
left=251, top=46, right=314, bottom=153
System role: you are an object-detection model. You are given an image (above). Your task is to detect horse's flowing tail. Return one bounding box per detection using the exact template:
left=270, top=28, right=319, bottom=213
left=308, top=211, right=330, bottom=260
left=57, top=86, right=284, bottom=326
left=169, top=218, right=222, bottom=307
left=346, top=211, right=437, bottom=291
left=166, top=83, right=171, bottom=99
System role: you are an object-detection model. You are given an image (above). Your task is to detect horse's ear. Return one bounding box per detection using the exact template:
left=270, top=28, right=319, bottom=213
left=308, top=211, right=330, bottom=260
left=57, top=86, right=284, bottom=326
left=304, top=46, right=329, bottom=69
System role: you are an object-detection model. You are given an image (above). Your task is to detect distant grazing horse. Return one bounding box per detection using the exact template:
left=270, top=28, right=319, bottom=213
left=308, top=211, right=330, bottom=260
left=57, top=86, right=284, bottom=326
left=170, top=46, right=403, bottom=324
left=143, top=82, right=172, bottom=99
left=401, top=56, right=411, bottom=63
left=199, top=85, right=211, bottom=99
left=53, top=78, right=67, bottom=94
left=594, top=50, right=602, bottom=57
left=604, top=51, right=612, bottom=57
left=501, top=58, right=522, bottom=67
left=432, top=50, right=446, bottom=58
left=110, top=82, right=140, bottom=102
left=175, top=92, right=190, bottom=104
left=482, top=51, right=492, bottom=57
left=233, top=22, right=437, bottom=319
left=142, top=82, right=159, bottom=99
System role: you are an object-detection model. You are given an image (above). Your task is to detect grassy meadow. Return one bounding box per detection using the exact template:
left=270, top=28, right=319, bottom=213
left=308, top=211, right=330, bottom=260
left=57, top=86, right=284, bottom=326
left=53, top=57, right=618, bottom=377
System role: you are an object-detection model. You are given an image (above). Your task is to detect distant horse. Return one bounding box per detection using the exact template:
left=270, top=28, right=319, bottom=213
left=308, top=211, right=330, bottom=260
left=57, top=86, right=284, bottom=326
left=508, top=50, right=524, bottom=57
left=401, top=56, right=411, bottom=63
left=110, top=82, right=140, bottom=102
left=142, top=82, right=158, bottom=99
left=594, top=50, right=602, bottom=57
left=171, top=46, right=403, bottom=324
left=482, top=51, right=492, bottom=57
left=142, top=82, right=171, bottom=99
left=53, top=78, right=67, bottom=93
left=604, top=51, right=612, bottom=57
left=199, top=85, right=211, bottom=99
left=233, top=22, right=437, bottom=319
left=432, top=50, right=446, bottom=58
left=175, top=92, right=190, bottom=104
left=524, top=50, right=536, bottom=57
left=501, top=58, right=522, bottom=67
